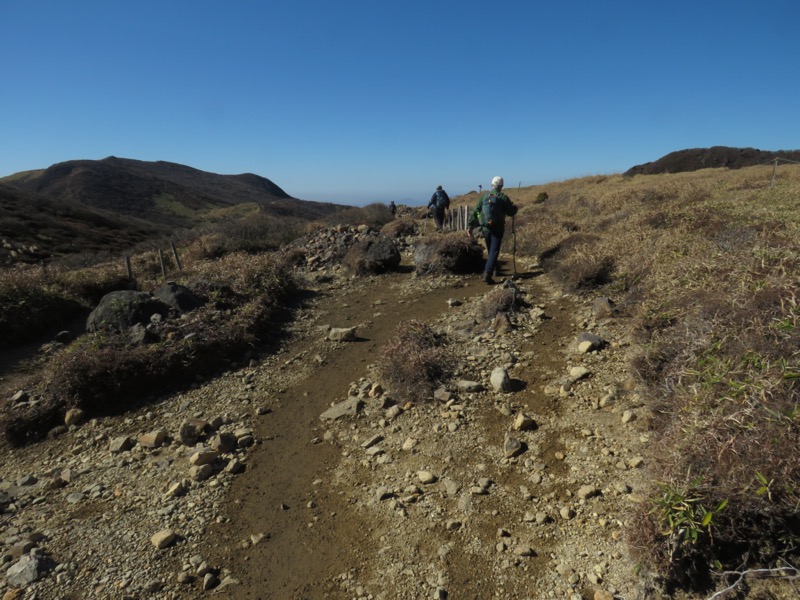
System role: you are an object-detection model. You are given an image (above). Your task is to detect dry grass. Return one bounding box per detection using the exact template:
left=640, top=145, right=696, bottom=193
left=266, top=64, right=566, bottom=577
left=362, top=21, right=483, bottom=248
left=501, top=164, right=800, bottom=587
left=1, top=252, right=296, bottom=445
left=377, top=320, right=453, bottom=401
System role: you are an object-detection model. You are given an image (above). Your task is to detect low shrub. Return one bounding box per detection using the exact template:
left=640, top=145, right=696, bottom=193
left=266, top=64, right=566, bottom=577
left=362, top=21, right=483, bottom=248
left=377, top=320, right=452, bottom=401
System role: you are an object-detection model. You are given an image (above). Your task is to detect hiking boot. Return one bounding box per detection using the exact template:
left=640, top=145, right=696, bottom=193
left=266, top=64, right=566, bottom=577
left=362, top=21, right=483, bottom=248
left=482, top=272, right=495, bottom=285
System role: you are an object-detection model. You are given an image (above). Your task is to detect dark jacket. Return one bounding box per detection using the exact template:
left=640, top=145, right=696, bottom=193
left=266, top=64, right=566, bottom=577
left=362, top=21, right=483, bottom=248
left=428, top=189, right=450, bottom=211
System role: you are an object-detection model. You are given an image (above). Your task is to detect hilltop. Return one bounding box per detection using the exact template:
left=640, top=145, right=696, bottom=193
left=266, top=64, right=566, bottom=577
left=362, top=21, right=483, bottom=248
left=0, top=157, right=347, bottom=264
left=624, top=145, right=800, bottom=176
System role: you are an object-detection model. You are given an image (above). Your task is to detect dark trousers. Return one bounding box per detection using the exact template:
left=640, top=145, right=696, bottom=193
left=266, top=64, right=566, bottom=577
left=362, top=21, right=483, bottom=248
left=482, top=229, right=504, bottom=275
left=432, top=208, right=445, bottom=231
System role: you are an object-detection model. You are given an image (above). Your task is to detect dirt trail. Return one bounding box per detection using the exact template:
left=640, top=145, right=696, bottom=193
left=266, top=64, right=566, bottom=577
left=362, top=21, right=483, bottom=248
left=206, top=269, right=505, bottom=598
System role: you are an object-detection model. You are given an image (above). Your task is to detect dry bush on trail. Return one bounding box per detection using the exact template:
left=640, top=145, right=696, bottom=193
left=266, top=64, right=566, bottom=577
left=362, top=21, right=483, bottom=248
left=381, top=217, right=417, bottom=239
left=413, top=234, right=484, bottom=275
left=377, top=320, right=452, bottom=401
left=479, top=287, right=520, bottom=321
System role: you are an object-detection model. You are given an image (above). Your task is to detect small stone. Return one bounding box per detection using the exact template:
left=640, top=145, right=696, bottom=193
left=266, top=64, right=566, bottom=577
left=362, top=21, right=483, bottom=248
left=64, top=408, right=85, bottom=426
left=513, top=413, right=536, bottom=431
left=138, top=429, right=167, bottom=448
left=151, top=529, right=177, bottom=549
left=418, top=471, right=437, bottom=484
left=621, top=410, right=635, bottom=423
left=504, top=434, right=524, bottom=458
left=490, top=367, right=511, bottom=392
left=108, top=436, right=133, bottom=453
left=189, top=450, right=219, bottom=466
left=577, top=485, right=599, bottom=500
left=513, top=545, right=536, bottom=557
left=560, top=506, right=575, bottom=520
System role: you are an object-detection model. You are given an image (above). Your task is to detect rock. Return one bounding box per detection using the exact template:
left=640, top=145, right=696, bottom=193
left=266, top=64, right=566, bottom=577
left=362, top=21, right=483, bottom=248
left=417, top=471, right=437, bottom=484
left=327, top=327, right=357, bottom=342
left=503, top=434, right=524, bottom=458
left=225, top=459, right=246, bottom=475
left=594, top=590, right=614, bottom=600
left=577, top=332, right=606, bottom=353
left=210, top=432, right=238, bottom=454
left=109, top=436, right=133, bottom=453
left=577, top=485, right=599, bottom=500
left=189, top=464, right=214, bottom=482
left=189, top=450, right=219, bottom=466
left=320, top=398, right=364, bottom=421
left=569, top=366, right=591, bottom=381
left=490, top=367, right=511, bottom=392
left=592, top=297, right=615, bottom=319
left=64, top=408, right=85, bottom=426
left=152, top=282, right=204, bottom=314
left=513, top=545, right=536, bottom=557
left=178, top=418, right=209, bottom=445
left=6, top=555, right=52, bottom=586
left=560, top=506, right=575, bottom=520
left=513, top=413, right=536, bottom=431
left=621, top=410, right=635, bottom=423
left=138, top=429, right=167, bottom=448
left=455, top=380, right=484, bottom=393
left=86, top=290, right=170, bottom=334
left=151, top=529, right=177, bottom=549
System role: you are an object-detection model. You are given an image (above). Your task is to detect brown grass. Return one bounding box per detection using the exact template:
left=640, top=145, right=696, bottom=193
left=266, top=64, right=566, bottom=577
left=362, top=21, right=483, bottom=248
left=495, top=165, right=800, bottom=586
left=377, top=320, right=453, bottom=401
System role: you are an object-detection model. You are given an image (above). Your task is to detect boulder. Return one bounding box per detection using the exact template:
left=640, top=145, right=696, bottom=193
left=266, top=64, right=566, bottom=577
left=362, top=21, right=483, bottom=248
left=343, top=234, right=401, bottom=274
left=153, top=282, right=204, bottom=314
left=86, top=290, right=170, bottom=334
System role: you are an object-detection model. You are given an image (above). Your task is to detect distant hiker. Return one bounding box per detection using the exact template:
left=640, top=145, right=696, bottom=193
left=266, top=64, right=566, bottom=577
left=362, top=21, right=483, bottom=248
left=427, top=185, right=450, bottom=232
left=389, top=201, right=397, bottom=216
left=479, top=184, right=482, bottom=192
left=468, top=176, right=517, bottom=284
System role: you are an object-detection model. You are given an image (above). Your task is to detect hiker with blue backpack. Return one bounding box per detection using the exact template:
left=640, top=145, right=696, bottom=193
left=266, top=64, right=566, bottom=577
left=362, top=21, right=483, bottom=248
left=468, top=176, right=518, bottom=284
left=427, top=185, right=450, bottom=232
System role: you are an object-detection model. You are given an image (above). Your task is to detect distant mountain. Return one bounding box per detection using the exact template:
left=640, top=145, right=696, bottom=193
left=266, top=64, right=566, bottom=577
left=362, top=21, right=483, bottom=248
left=2, top=157, right=345, bottom=227
left=624, top=146, right=800, bottom=176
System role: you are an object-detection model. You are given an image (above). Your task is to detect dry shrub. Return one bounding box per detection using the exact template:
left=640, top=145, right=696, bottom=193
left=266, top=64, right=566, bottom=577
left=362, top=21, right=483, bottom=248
left=1, top=254, right=296, bottom=445
left=414, top=234, right=484, bottom=275
left=377, top=320, right=452, bottom=401
left=381, top=218, right=417, bottom=239
left=479, top=287, right=519, bottom=321
left=0, top=266, right=84, bottom=347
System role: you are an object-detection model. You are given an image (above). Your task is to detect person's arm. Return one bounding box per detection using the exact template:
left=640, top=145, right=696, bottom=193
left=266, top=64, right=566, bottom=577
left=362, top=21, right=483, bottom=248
left=468, top=197, right=482, bottom=228
left=504, top=193, right=518, bottom=216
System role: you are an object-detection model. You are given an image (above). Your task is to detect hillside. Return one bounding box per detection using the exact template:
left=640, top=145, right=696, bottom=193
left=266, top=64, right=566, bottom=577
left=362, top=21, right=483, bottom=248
left=1, top=164, right=799, bottom=599
left=624, top=145, right=800, bottom=176
left=1, top=157, right=346, bottom=229
left=0, top=182, right=170, bottom=265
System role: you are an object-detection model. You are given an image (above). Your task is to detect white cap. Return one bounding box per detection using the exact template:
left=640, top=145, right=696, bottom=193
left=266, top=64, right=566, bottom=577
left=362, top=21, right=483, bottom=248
left=491, top=176, right=504, bottom=188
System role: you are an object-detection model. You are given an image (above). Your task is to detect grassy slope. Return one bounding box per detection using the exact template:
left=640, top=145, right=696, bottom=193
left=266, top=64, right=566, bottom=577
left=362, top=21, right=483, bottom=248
left=504, top=165, right=800, bottom=579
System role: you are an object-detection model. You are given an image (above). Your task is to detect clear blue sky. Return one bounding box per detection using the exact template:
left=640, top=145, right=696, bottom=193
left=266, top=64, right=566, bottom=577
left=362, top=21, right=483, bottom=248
left=2, top=1, right=798, bottom=205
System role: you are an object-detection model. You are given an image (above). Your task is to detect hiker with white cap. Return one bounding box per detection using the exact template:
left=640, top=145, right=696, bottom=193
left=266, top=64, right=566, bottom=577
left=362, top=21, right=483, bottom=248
left=468, top=176, right=518, bottom=284
left=427, top=185, right=450, bottom=232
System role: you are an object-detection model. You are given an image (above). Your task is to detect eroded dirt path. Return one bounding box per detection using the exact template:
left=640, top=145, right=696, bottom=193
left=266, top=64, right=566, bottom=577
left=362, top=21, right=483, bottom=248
left=206, top=269, right=505, bottom=598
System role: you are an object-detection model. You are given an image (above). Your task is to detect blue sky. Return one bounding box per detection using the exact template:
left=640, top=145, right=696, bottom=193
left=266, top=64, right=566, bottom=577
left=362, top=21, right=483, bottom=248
left=2, top=1, right=798, bottom=205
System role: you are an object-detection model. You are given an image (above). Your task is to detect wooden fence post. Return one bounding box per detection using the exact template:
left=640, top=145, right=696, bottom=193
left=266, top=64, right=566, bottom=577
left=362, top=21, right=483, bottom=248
left=171, top=242, right=183, bottom=270
left=158, top=249, right=167, bottom=281
left=125, top=256, right=132, bottom=279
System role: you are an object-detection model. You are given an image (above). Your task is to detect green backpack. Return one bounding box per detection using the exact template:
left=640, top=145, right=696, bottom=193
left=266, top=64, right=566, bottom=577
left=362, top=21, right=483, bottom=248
left=479, top=193, right=504, bottom=230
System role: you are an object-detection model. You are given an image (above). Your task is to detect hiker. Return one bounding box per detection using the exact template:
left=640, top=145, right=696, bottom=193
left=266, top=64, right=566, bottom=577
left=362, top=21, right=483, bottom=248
left=468, top=176, right=518, bottom=284
left=389, top=200, right=397, bottom=216
left=427, top=185, right=450, bottom=232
